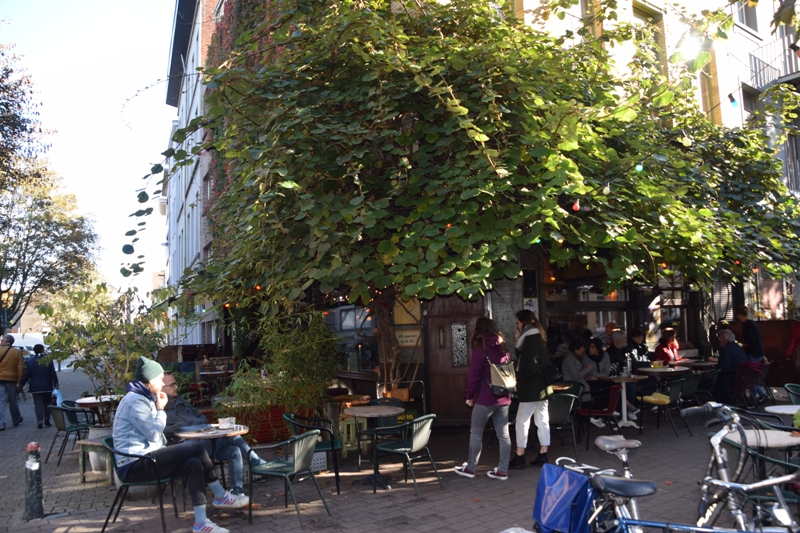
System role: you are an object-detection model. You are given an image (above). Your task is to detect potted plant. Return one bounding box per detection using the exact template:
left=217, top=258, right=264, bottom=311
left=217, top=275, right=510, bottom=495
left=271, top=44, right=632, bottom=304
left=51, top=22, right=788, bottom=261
left=39, top=283, right=171, bottom=471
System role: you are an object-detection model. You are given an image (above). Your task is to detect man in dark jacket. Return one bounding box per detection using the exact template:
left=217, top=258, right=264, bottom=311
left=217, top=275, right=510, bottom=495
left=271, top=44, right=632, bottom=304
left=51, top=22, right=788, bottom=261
left=713, top=329, right=748, bottom=404
left=19, top=344, right=58, bottom=428
left=162, top=372, right=265, bottom=496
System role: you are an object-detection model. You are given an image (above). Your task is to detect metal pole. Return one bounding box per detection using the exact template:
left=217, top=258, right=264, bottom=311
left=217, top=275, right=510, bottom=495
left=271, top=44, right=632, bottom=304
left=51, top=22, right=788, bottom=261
left=24, top=442, right=44, bottom=520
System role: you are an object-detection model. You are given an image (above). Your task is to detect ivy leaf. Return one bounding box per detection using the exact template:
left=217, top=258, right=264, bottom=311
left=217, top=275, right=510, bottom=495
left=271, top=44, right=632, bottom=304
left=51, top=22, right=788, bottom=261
left=137, top=191, right=150, bottom=203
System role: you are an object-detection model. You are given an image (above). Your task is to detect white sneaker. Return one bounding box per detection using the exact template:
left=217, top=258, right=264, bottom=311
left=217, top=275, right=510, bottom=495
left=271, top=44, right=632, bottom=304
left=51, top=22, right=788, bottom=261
left=590, top=417, right=606, bottom=428
left=212, top=491, right=249, bottom=509
left=194, top=519, right=230, bottom=533
left=628, top=412, right=638, bottom=421
left=613, top=411, right=621, bottom=418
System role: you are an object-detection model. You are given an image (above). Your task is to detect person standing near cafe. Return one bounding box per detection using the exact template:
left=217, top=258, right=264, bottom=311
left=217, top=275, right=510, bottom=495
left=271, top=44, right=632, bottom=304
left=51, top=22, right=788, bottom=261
left=455, top=317, right=512, bottom=481
left=509, top=309, right=552, bottom=469
left=0, top=334, right=24, bottom=430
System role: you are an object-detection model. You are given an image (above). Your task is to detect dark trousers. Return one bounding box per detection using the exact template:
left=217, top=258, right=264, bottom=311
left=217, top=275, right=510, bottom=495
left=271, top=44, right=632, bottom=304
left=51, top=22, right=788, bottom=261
left=124, top=441, right=217, bottom=507
left=32, top=392, right=51, bottom=424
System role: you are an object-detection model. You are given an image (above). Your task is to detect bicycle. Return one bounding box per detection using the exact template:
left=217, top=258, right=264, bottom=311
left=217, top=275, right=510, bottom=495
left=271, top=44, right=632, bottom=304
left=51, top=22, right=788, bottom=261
left=589, top=403, right=798, bottom=533
left=534, top=403, right=799, bottom=533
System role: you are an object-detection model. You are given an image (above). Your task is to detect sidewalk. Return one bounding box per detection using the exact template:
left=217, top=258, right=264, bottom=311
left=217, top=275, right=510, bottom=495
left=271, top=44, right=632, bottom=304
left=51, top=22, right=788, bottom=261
left=1, top=375, right=775, bottom=533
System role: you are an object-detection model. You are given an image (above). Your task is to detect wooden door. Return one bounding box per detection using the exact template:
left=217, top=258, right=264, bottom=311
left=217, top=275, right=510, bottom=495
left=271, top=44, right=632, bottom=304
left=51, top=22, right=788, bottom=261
left=425, top=296, right=485, bottom=425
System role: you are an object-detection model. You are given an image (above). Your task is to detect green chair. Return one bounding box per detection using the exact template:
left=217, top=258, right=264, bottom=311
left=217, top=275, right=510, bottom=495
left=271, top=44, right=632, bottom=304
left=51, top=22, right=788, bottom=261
left=247, top=429, right=331, bottom=528
left=46, top=405, right=92, bottom=466
left=283, top=413, right=342, bottom=494
left=676, top=372, right=704, bottom=409
left=785, top=383, right=800, bottom=405
left=61, top=399, right=97, bottom=425
left=374, top=414, right=443, bottom=500
left=547, top=392, right=580, bottom=460
left=696, top=370, right=719, bottom=404
left=102, top=436, right=178, bottom=533
left=638, top=378, right=692, bottom=438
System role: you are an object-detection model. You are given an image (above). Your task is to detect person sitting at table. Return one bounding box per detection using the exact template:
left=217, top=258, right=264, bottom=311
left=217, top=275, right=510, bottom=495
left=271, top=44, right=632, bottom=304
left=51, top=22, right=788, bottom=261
left=561, top=339, right=605, bottom=427
left=713, top=329, right=748, bottom=404
left=627, top=328, right=651, bottom=367
left=653, top=327, right=685, bottom=364
left=113, top=357, right=246, bottom=533
left=162, top=372, right=265, bottom=497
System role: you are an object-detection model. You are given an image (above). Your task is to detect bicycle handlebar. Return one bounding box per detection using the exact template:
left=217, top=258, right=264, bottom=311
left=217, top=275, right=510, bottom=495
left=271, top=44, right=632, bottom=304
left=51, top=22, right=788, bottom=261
left=680, top=402, right=718, bottom=418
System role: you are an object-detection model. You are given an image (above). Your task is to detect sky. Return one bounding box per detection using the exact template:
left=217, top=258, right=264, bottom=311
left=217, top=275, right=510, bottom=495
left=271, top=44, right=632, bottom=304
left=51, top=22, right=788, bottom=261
left=1, top=0, right=178, bottom=294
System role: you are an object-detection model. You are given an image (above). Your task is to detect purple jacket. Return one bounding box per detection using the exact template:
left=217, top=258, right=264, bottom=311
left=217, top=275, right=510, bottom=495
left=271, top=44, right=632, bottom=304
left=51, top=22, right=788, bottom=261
left=464, top=334, right=512, bottom=406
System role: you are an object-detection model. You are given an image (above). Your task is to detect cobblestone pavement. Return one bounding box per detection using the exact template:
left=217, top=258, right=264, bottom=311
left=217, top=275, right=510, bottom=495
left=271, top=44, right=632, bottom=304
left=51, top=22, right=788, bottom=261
left=1, top=374, right=791, bottom=533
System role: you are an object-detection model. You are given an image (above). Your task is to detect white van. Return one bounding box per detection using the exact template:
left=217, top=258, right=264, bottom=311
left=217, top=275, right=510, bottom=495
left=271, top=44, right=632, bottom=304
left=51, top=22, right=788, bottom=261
left=6, top=333, right=47, bottom=358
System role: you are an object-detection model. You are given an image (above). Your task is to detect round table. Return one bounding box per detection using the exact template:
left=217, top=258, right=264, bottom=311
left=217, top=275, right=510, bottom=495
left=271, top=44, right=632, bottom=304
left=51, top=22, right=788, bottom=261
left=175, top=424, right=250, bottom=488
left=637, top=366, right=691, bottom=377
left=671, top=361, right=717, bottom=371
left=723, top=428, right=800, bottom=449
left=765, top=405, right=800, bottom=416
left=597, top=375, right=648, bottom=427
left=343, top=405, right=405, bottom=491
left=75, top=395, right=122, bottom=425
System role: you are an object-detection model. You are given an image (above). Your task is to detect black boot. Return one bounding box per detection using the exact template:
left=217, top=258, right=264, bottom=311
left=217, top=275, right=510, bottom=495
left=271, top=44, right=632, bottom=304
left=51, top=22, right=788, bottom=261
left=509, top=453, right=526, bottom=470
left=530, top=452, right=549, bottom=467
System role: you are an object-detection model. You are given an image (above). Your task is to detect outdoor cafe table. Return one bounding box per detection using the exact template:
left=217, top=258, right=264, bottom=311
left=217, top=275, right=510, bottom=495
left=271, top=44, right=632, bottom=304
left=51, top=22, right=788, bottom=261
left=637, top=366, right=691, bottom=392
left=597, top=375, right=648, bottom=428
left=669, top=360, right=717, bottom=372
left=175, top=424, right=249, bottom=488
left=723, top=428, right=800, bottom=474
left=75, top=395, right=122, bottom=425
left=765, top=405, right=800, bottom=416
left=343, top=405, right=405, bottom=492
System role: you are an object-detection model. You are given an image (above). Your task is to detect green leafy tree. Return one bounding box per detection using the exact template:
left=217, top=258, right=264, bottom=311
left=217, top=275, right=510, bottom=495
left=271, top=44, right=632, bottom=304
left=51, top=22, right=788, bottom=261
left=0, top=43, right=45, bottom=188
left=127, top=0, right=800, bottom=373
left=0, top=163, right=97, bottom=334
left=39, top=284, right=171, bottom=396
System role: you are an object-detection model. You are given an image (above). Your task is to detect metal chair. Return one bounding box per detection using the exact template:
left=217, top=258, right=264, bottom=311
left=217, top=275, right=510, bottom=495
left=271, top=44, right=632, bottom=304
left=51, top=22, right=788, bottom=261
left=283, top=413, right=342, bottom=494
left=785, top=383, right=800, bottom=405
left=638, top=378, right=692, bottom=438
left=375, top=414, right=444, bottom=500
left=758, top=363, right=776, bottom=405
left=577, top=384, right=623, bottom=449
left=247, top=430, right=331, bottom=528
left=676, top=372, right=704, bottom=409
left=101, top=436, right=178, bottom=533
left=46, top=405, right=92, bottom=465
left=61, top=400, right=97, bottom=425
left=696, top=369, right=719, bottom=404
left=547, top=392, right=580, bottom=460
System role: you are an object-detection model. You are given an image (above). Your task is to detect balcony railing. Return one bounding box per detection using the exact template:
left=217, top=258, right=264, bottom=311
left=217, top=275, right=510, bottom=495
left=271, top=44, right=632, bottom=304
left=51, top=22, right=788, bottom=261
left=749, top=34, right=800, bottom=90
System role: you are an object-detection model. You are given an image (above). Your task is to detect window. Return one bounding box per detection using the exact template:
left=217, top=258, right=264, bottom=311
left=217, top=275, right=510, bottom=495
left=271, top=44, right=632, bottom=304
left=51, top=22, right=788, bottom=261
left=632, top=5, right=667, bottom=77
left=736, top=1, right=758, bottom=32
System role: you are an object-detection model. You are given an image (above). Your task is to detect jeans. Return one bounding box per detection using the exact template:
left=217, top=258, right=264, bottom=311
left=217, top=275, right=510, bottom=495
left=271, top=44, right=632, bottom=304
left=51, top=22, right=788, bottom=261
left=0, top=381, right=22, bottom=428
left=516, top=400, right=550, bottom=449
left=204, top=436, right=254, bottom=494
left=467, top=403, right=510, bottom=473
left=124, top=441, right=217, bottom=507
left=33, top=392, right=51, bottom=425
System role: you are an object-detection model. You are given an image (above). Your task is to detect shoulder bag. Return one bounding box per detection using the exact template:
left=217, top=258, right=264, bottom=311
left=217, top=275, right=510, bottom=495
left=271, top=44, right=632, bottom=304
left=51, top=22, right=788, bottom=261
left=486, top=355, right=516, bottom=396
left=538, top=362, right=562, bottom=386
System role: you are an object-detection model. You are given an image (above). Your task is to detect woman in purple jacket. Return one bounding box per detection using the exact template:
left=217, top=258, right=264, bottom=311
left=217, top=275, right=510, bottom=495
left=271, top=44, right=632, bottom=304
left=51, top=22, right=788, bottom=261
left=454, top=317, right=512, bottom=481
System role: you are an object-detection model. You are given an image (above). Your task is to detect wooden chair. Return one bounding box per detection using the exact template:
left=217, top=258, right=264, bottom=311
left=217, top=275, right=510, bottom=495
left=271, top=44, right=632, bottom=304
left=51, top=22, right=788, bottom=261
left=283, top=413, right=342, bottom=494
left=247, top=430, right=331, bottom=528
left=102, top=437, right=178, bottom=533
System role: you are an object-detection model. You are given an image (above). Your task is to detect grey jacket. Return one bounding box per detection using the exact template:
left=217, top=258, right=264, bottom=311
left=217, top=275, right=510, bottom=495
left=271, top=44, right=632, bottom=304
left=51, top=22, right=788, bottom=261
left=562, top=351, right=593, bottom=398
left=164, top=395, right=208, bottom=437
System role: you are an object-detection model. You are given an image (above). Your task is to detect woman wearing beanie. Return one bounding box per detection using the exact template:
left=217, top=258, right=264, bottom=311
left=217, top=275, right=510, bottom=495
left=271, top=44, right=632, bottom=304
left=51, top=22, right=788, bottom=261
left=112, top=356, right=244, bottom=533
left=509, top=310, right=551, bottom=469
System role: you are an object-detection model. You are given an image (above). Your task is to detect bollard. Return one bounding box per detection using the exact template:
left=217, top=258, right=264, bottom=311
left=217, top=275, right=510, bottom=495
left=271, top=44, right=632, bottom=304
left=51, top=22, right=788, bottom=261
left=24, top=442, right=44, bottom=520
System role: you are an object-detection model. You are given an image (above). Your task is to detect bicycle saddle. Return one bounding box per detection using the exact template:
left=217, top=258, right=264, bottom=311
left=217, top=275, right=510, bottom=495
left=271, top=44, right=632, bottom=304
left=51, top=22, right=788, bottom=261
left=594, top=435, right=642, bottom=451
left=591, top=475, right=657, bottom=498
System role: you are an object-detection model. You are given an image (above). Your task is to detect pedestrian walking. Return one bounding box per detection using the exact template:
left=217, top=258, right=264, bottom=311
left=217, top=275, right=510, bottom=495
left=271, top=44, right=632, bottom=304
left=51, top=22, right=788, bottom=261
left=19, top=344, right=58, bottom=429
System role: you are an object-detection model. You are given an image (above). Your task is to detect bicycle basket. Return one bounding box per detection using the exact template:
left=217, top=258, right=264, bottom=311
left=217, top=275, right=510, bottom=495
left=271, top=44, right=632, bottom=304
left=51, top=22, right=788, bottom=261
left=533, top=463, right=596, bottom=533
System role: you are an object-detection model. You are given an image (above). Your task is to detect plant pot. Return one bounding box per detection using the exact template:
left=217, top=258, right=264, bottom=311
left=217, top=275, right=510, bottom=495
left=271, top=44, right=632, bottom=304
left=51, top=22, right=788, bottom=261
left=87, top=426, right=113, bottom=472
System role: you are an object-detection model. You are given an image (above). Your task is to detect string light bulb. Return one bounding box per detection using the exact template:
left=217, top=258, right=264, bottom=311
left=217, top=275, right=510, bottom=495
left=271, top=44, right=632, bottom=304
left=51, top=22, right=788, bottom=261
left=728, top=93, right=738, bottom=108
left=635, top=163, right=644, bottom=172
left=572, top=200, right=580, bottom=211
left=603, top=183, right=611, bottom=195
